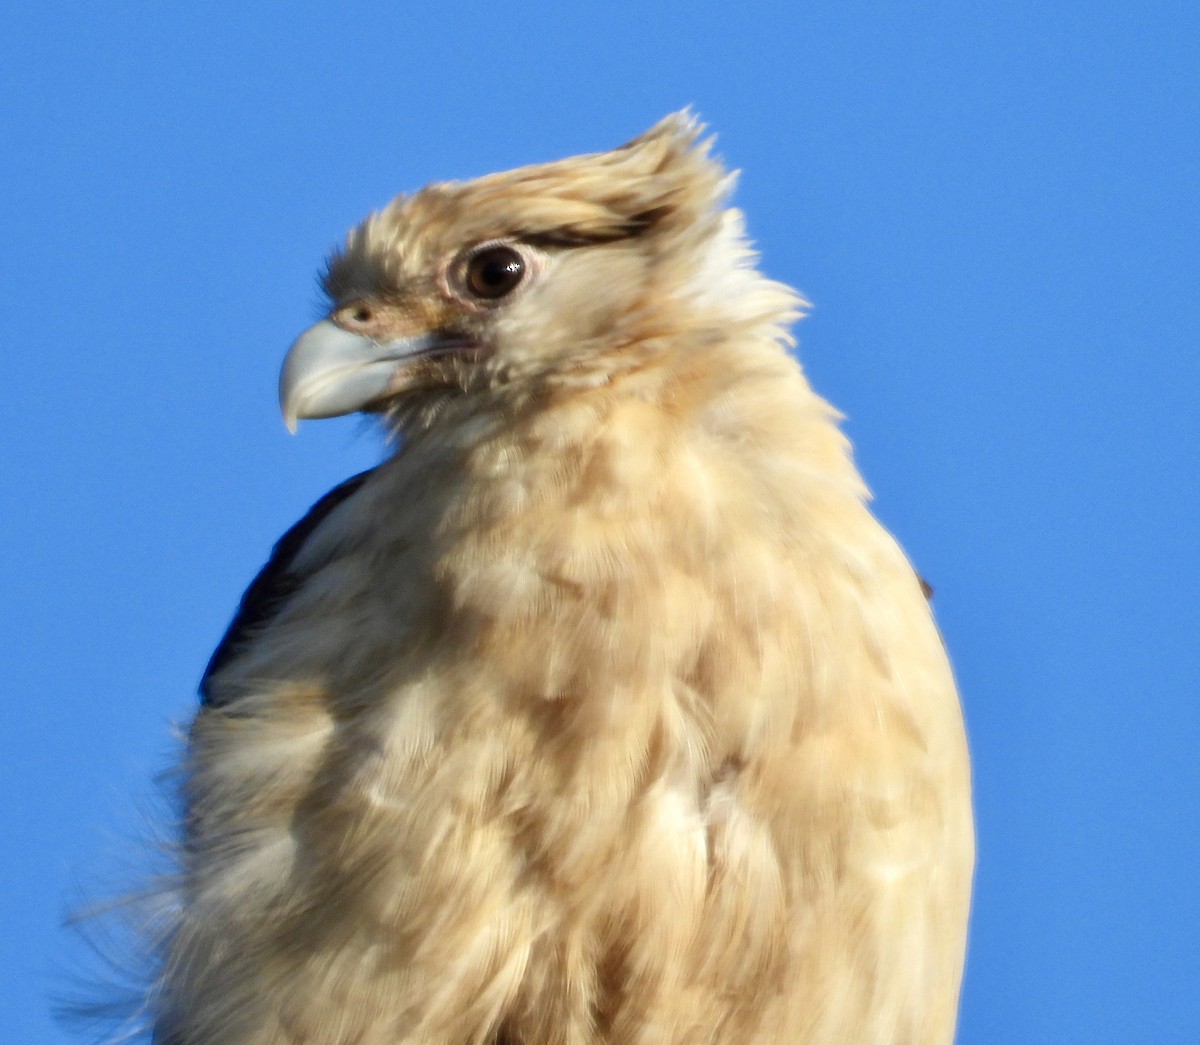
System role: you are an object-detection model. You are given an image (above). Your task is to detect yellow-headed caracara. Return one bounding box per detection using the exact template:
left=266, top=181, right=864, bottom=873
left=163, top=114, right=973, bottom=1044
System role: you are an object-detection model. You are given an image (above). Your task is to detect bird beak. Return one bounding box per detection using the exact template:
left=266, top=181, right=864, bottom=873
left=278, top=320, right=441, bottom=433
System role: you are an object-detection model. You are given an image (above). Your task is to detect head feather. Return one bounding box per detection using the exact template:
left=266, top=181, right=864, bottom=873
left=324, top=111, right=731, bottom=302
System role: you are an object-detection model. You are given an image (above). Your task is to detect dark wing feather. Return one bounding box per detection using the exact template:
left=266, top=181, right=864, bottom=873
left=199, top=468, right=376, bottom=705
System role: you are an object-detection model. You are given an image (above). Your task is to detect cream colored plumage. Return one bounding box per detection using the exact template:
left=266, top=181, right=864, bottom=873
left=161, top=114, right=973, bottom=1044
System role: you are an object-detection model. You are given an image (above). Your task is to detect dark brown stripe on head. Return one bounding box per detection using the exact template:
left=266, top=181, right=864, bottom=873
left=521, top=207, right=672, bottom=249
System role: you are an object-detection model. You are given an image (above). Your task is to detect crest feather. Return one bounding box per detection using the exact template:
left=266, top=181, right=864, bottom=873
left=325, top=111, right=732, bottom=300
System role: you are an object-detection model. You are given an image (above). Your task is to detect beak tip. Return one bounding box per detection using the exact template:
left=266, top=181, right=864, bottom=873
left=278, top=318, right=428, bottom=431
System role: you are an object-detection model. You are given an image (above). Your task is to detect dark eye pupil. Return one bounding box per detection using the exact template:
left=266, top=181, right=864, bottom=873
left=466, top=246, right=525, bottom=299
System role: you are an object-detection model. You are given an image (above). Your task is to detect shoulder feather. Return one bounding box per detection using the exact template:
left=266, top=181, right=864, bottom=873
left=199, top=468, right=376, bottom=705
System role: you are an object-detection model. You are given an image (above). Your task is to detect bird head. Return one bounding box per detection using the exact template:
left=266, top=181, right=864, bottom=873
left=279, top=112, right=796, bottom=433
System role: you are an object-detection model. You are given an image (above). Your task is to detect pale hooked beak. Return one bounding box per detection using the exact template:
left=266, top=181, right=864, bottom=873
left=278, top=320, right=442, bottom=433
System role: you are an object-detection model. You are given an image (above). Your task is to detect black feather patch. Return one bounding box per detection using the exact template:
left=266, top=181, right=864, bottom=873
left=199, top=468, right=376, bottom=705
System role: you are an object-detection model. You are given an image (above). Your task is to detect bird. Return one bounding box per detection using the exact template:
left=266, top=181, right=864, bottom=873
left=156, top=113, right=974, bottom=1044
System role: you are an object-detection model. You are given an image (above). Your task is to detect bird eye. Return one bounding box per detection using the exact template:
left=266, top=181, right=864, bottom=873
left=463, top=245, right=526, bottom=301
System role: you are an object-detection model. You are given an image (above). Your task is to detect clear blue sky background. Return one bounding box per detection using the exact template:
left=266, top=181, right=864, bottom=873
left=3, top=3, right=1196, bottom=1042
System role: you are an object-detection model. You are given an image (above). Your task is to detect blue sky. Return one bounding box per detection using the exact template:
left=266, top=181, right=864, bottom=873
left=3, top=2, right=1197, bottom=1041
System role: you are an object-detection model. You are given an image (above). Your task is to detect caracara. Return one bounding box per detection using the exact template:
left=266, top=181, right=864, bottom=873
left=158, top=114, right=973, bottom=1044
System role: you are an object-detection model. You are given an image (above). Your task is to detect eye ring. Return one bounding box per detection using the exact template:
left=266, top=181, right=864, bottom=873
left=460, top=243, right=528, bottom=302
